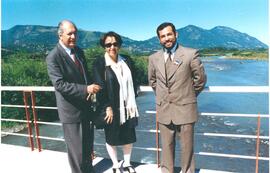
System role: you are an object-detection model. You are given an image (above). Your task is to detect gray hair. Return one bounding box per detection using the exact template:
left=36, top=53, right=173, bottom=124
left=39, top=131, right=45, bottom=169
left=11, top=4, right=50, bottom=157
left=57, top=20, right=77, bottom=36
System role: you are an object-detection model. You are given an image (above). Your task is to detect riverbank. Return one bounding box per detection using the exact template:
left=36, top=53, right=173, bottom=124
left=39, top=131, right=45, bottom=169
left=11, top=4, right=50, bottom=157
left=200, top=48, right=269, bottom=60
left=201, top=54, right=269, bottom=61
left=1, top=124, right=27, bottom=137
left=225, top=55, right=269, bottom=60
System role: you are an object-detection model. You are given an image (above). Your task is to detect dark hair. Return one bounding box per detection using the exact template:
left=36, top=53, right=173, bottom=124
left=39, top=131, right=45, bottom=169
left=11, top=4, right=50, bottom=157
left=156, top=22, right=176, bottom=37
left=100, top=31, right=123, bottom=48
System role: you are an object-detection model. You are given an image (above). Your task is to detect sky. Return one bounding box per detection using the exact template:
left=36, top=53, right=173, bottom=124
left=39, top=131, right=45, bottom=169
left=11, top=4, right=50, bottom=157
left=1, top=0, right=269, bottom=44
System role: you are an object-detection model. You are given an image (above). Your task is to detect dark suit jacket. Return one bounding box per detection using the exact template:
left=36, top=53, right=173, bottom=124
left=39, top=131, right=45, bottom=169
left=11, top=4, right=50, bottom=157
left=148, top=45, right=207, bottom=125
left=46, top=43, right=92, bottom=123
left=92, top=55, right=137, bottom=120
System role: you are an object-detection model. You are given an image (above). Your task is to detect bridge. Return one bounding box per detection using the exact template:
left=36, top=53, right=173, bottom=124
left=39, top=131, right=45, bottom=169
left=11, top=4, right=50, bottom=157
left=1, top=86, right=269, bottom=173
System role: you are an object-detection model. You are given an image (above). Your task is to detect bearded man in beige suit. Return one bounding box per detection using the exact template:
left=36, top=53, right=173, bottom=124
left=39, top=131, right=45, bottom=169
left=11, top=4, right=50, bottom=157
left=148, top=22, right=206, bottom=173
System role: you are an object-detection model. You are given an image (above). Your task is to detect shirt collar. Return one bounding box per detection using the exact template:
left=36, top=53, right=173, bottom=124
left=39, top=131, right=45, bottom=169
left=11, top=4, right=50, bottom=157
left=169, top=42, right=178, bottom=54
left=163, top=42, right=178, bottom=54
left=163, top=42, right=178, bottom=61
left=59, top=41, right=72, bottom=55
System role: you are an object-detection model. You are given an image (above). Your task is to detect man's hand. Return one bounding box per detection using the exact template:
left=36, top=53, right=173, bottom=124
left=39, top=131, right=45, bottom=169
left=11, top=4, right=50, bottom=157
left=87, top=84, right=101, bottom=94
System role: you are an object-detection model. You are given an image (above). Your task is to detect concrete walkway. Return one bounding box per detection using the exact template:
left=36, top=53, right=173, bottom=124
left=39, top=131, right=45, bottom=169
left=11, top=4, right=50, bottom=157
left=0, top=144, right=232, bottom=173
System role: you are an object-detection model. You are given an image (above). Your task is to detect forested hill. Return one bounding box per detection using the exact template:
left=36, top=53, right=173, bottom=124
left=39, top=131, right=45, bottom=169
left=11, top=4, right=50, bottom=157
left=2, top=24, right=267, bottom=53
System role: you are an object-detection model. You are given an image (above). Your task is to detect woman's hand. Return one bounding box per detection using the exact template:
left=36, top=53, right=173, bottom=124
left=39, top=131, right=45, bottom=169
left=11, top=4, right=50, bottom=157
left=104, top=107, right=113, bottom=124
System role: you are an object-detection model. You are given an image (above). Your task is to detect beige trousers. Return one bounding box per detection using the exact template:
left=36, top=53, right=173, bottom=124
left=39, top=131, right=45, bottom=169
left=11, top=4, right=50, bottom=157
left=159, top=122, right=195, bottom=173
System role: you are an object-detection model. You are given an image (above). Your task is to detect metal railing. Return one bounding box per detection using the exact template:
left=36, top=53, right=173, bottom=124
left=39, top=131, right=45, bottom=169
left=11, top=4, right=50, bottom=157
left=1, top=86, right=269, bottom=167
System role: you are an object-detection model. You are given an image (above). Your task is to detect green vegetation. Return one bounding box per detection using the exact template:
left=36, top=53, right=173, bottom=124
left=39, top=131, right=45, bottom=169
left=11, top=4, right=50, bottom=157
left=1, top=52, right=56, bottom=128
left=200, top=47, right=268, bottom=60
left=1, top=47, right=149, bottom=129
left=2, top=52, right=50, bottom=86
left=1, top=46, right=268, bottom=129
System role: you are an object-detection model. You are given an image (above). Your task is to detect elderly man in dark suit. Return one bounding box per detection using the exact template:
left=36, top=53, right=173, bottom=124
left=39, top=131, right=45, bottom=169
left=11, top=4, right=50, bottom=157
left=148, top=22, right=207, bottom=173
left=46, top=20, right=100, bottom=173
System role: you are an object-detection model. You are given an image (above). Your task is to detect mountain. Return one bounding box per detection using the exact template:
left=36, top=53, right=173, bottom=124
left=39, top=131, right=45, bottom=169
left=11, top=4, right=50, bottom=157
left=2, top=25, right=267, bottom=53
left=1, top=25, right=102, bottom=52
left=177, top=25, right=267, bottom=49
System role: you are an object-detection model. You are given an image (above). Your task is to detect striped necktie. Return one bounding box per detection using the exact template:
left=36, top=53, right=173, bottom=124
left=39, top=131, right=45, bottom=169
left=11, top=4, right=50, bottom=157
left=71, top=49, right=83, bottom=74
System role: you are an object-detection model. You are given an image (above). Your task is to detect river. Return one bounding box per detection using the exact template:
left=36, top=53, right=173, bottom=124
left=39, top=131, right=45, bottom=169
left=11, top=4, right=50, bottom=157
left=2, top=56, right=269, bottom=172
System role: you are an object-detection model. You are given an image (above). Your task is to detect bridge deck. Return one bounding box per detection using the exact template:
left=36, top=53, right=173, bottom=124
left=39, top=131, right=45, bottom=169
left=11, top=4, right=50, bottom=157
left=0, top=144, right=232, bottom=173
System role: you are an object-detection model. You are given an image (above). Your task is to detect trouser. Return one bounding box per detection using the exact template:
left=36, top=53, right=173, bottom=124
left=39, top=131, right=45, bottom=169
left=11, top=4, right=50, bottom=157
left=159, top=122, right=195, bottom=173
left=62, top=120, right=94, bottom=173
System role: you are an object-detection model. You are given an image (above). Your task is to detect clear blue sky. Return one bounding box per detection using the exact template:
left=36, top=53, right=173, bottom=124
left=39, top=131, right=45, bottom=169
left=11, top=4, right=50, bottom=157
left=2, top=0, right=269, bottom=44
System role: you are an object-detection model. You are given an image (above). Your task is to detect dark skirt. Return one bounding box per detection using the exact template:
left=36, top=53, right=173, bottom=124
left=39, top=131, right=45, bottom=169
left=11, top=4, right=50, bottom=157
left=104, top=118, right=136, bottom=146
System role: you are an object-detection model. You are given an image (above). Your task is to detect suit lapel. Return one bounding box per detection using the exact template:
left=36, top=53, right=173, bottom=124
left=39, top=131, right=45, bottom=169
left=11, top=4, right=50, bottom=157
left=156, top=50, right=166, bottom=81
left=167, top=47, right=183, bottom=80
left=57, top=44, right=85, bottom=82
left=74, top=51, right=88, bottom=83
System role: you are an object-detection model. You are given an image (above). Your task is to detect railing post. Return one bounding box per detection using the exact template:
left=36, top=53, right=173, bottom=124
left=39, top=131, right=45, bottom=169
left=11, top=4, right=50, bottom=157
left=30, top=91, right=42, bottom=152
left=156, top=112, right=160, bottom=167
left=255, top=113, right=261, bottom=173
left=23, top=91, right=34, bottom=151
left=23, top=91, right=42, bottom=152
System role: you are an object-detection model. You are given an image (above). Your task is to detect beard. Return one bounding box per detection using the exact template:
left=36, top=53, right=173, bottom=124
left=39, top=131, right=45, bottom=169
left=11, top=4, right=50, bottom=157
left=162, top=41, right=176, bottom=52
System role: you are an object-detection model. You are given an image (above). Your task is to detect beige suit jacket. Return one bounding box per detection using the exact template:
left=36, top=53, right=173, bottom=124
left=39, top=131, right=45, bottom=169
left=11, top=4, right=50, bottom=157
left=148, top=45, right=206, bottom=125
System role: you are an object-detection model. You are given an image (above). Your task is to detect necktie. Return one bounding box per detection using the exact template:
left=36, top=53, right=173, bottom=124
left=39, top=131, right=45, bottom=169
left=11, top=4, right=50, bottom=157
left=165, top=52, right=173, bottom=86
left=71, top=49, right=84, bottom=75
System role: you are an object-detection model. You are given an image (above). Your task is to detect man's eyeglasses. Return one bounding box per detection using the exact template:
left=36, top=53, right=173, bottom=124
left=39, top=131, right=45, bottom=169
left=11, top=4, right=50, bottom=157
left=104, top=42, right=119, bottom=48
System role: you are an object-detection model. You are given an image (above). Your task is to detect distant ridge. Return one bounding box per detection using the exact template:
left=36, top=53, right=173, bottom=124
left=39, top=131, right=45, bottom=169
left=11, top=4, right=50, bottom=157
left=2, top=25, right=267, bottom=53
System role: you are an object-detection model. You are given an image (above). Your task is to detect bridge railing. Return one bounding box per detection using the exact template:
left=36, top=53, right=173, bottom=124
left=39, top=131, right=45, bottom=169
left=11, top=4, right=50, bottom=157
left=1, top=86, right=269, bottom=165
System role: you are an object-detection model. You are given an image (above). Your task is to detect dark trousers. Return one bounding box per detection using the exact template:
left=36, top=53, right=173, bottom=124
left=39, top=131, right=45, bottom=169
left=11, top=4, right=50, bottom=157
left=159, top=122, right=195, bottom=173
left=62, top=120, right=94, bottom=173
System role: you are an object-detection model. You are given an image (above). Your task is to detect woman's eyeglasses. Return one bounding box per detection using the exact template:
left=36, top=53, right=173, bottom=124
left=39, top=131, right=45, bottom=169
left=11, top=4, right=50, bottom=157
left=104, top=42, right=119, bottom=48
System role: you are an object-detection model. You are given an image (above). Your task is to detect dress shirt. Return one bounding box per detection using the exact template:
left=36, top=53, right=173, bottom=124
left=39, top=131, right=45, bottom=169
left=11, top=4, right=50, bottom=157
left=163, top=43, right=178, bottom=62
left=59, top=41, right=76, bottom=62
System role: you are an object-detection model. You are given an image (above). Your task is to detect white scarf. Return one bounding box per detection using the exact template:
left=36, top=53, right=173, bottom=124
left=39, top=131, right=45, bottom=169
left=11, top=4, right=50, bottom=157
left=105, top=53, right=139, bottom=124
